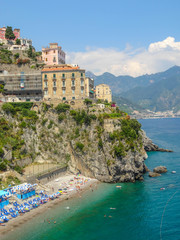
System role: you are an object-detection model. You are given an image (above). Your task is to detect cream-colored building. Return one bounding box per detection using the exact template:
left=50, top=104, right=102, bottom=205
left=41, top=64, right=94, bottom=102
left=95, top=84, right=112, bottom=102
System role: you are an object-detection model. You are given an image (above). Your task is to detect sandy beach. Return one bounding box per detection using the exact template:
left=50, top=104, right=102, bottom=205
left=0, top=172, right=98, bottom=237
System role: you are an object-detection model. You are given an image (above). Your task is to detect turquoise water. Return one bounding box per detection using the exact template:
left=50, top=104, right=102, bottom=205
left=2, top=118, right=180, bottom=240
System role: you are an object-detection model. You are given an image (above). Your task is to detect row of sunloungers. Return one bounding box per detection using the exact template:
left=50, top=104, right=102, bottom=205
left=0, top=192, right=62, bottom=224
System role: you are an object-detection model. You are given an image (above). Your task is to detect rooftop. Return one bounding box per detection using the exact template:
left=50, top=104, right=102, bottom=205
left=42, top=64, right=82, bottom=72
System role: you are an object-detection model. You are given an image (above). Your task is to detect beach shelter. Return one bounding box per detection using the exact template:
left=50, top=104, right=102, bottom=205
left=0, top=190, right=7, bottom=197
left=0, top=190, right=9, bottom=209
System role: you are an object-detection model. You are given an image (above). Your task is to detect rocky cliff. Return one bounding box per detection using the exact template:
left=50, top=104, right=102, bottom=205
left=0, top=102, right=164, bottom=183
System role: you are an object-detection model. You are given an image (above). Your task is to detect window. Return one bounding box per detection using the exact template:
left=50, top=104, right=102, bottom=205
left=81, top=89, right=84, bottom=94
left=45, top=81, right=48, bottom=87
left=62, top=80, right=66, bottom=87
left=81, top=72, right=83, bottom=77
left=72, top=73, right=75, bottom=77
left=54, top=50, right=55, bottom=53
left=62, top=73, right=65, bottom=78
left=53, top=57, right=56, bottom=62
left=72, top=80, right=75, bottom=86
left=72, top=89, right=75, bottom=94
left=63, top=97, right=66, bottom=100
left=72, top=97, right=75, bottom=100
left=53, top=74, right=56, bottom=79
left=44, top=74, right=47, bottom=79
left=44, top=90, right=48, bottom=95
left=53, top=90, right=56, bottom=95
left=81, top=79, right=84, bottom=86
left=46, top=58, right=48, bottom=61
left=53, top=81, right=56, bottom=87
left=63, top=89, right=65, bottom=94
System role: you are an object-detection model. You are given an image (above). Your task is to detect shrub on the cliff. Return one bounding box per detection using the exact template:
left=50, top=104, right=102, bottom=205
left=84, top=98, right=92, bottom=106
left=0, top=148, right=4, bottom=158
left=75, top=142, right=84, bottom=151
left=48, top=120, right=54, bottom=129
left=121, top=119, right=141, bottom=137
left=2, top=103, right=15, bottom=115
left=58, top=113, right=65, bottom=122
left=41, top=118, right=48, bottom=126
left=19, top=121, right=27, bottom=128
left=13, top=165, right=23, bottom=174
left=55, top=103, right=70, bottom=113
left=98, top=115, right=104, bottom=125
left=113, top=142, right=126, bottom=157
left=11, top=102, right=33, bottom=111
left=98, top=138, right=103, bottom=149
left=0, top=160, right=7, bottom=171
left=70, top=110, right=92, bottom=126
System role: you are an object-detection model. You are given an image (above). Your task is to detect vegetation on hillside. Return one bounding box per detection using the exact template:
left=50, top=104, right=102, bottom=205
left=5, top=26, right=15, bottom=40
left=0, top=101, right=143, bottom=176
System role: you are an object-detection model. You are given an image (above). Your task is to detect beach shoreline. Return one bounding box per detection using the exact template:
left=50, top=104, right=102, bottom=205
left=0, top=173, right=99, bottom=237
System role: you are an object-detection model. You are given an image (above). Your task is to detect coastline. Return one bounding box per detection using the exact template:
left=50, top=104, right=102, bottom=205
left=0, top=173, right=99, bottom=237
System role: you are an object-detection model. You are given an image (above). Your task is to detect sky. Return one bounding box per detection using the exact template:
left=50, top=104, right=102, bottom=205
left=0, top=0, right=180, bottom=76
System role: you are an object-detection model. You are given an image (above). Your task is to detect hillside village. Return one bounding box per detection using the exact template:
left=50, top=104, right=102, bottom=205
left=0, top=26, right=112, bottom=107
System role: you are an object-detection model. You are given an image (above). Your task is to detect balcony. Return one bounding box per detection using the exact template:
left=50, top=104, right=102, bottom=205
left=71, top=77, right=75, bottom=80
left=71, top=86, right=75, bottom=90
left=62, top=76, right=66, bottom=80
left=81, top=86, right=84, bottom=90
left=62, top=87, right=66, bottom=90
left=53, top=86, right=57, bottom=90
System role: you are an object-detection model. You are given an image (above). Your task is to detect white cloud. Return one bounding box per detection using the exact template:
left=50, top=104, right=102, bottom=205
left=148, top=37, right=180, bottom=52
left=66, top=37, right=180, bottom=77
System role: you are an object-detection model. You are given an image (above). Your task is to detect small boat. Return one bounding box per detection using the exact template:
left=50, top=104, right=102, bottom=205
left=171, top=171, right=176, bottom=174
left=160, top=188, right=165, bottom=190
left=116, top=186, right=122, bottom=188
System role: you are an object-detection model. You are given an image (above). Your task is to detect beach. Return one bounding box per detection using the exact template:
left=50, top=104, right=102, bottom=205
left=0, top=172, right=98, bottom=237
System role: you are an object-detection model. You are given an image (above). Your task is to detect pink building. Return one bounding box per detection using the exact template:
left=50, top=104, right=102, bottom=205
left=42, top=43, right=66, bottom=65
left=0, top=27, right=20, bottom=40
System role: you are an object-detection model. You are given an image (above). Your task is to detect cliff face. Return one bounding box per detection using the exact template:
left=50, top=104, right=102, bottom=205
left=0, top=102, right=155, bottom=183
left=68, top=119, right=148, bottom=183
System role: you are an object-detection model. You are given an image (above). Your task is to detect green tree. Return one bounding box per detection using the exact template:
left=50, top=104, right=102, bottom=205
left=84, top=98, right=92, bottom=106
left=15, top=38, right=21, bottom=45
left=27, top=46, right=36, bottom=59
left=5, top=26, right=15, bottom=40
left=14, top=53, right=19, bottom=59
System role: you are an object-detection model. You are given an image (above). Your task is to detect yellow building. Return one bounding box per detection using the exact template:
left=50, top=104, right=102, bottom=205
left=41, top=64, right=93, bottom=102
left=95, top=84, right=112, bottom=103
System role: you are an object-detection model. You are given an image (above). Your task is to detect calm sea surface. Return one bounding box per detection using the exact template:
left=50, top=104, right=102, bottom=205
left=2, top=118, right=180, bottom=240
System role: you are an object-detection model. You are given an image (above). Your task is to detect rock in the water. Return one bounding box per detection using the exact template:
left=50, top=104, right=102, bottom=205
left=141, top=130, right=173, bottom=152
left=144, top=165, right=150, bottom=172
left=153, top=166, right=167, bottom=173
left=149, top=172, right=161, bottom=177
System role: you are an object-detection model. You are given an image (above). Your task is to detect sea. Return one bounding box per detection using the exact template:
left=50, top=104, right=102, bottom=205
left=2, top=118, right=180, bottom=240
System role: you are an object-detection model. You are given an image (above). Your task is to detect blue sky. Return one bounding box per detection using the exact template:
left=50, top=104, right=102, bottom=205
left=1, top=0, right=180, bottom=76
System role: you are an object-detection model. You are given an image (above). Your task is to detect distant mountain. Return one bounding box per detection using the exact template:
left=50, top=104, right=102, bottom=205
left=112, top=95, right=146, bottom=114
left=86, top=66, right=180, bottom=94
left=121, top=72, right=180, bottom=112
